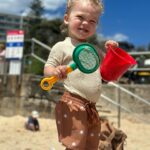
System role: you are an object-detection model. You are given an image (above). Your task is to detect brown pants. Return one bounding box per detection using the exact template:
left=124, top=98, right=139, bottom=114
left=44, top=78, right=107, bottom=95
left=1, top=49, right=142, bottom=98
left=55, top=91, right=100, bottom=150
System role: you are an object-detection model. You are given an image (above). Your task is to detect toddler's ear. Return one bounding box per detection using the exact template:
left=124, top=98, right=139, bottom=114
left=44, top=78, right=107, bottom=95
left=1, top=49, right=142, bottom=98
left=64, top=14, right=69, bottom=25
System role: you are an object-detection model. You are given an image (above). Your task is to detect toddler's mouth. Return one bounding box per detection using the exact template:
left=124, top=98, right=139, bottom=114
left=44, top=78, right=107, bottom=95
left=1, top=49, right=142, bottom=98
left=78, top=28, right=88, bottom=33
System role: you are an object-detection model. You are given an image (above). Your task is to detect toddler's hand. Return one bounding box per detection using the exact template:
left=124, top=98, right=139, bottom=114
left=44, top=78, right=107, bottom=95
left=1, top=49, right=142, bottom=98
left=105, top=40, right=119, bottom=50
left=54, top=65, right=67, bottom=80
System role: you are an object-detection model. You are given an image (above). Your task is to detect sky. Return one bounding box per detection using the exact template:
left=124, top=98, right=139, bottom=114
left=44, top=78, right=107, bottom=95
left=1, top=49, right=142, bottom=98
left=0, top=0, right=150, bottom=48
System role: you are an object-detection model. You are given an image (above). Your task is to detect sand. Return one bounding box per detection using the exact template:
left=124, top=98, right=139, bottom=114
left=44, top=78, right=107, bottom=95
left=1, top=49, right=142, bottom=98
left=0, top=115, right=149, bottom=150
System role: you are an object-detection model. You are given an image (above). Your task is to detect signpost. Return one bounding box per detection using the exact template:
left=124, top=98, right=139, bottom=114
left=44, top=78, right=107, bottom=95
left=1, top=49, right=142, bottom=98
left=5, top=30, right=24, bottom=114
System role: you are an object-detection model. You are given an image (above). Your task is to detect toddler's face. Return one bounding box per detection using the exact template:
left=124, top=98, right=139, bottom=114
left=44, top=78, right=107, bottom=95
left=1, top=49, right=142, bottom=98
left=64, top=1, right=100, bottom=42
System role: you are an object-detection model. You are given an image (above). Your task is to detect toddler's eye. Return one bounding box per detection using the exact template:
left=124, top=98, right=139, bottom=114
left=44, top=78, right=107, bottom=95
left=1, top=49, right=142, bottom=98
left=77, top=15, right=84, bottom=20
left=90, top=20, right=97, bottom=24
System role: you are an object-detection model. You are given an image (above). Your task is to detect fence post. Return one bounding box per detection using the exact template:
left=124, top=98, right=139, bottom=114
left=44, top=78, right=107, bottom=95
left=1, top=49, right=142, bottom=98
left=116, top=85, right=121, bottom=128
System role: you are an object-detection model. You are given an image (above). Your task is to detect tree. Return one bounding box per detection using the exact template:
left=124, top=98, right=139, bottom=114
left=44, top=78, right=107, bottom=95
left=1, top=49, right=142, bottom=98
left=31, top=19, right=64, bottom=47
left=28, top=0, right=44, bottom=18
left=24, top=19, right=64, bottom=75
left=118, top=41, right=134, bottom=52
left=29, top=19, right=64, bottom=60
left=29, top=0, right=44, bottom=17
left=27, top=0, right=44, bottom=27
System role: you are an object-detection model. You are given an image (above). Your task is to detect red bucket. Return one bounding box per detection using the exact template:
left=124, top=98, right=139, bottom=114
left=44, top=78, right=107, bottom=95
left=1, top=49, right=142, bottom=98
left=100, top=46, right=137, bottom=81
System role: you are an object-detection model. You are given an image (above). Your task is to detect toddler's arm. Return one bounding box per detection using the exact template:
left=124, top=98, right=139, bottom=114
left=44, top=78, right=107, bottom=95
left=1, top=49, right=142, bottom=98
left=96, top=40, right=119, bottom=61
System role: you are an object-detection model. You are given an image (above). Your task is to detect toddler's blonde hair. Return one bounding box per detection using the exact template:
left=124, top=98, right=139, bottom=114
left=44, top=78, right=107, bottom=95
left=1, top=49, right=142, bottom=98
left=66, top=0, right=103, bottom=14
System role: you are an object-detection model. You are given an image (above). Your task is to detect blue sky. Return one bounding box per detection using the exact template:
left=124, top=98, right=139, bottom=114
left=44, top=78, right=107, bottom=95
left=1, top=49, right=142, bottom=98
left=99, top=0, right=150, bottom=47
left=0, top=0, right=149, bottom=47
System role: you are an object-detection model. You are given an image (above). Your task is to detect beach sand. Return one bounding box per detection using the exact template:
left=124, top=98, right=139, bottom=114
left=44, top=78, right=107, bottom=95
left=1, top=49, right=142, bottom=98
left=0, top=115, right=149, bottom=150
